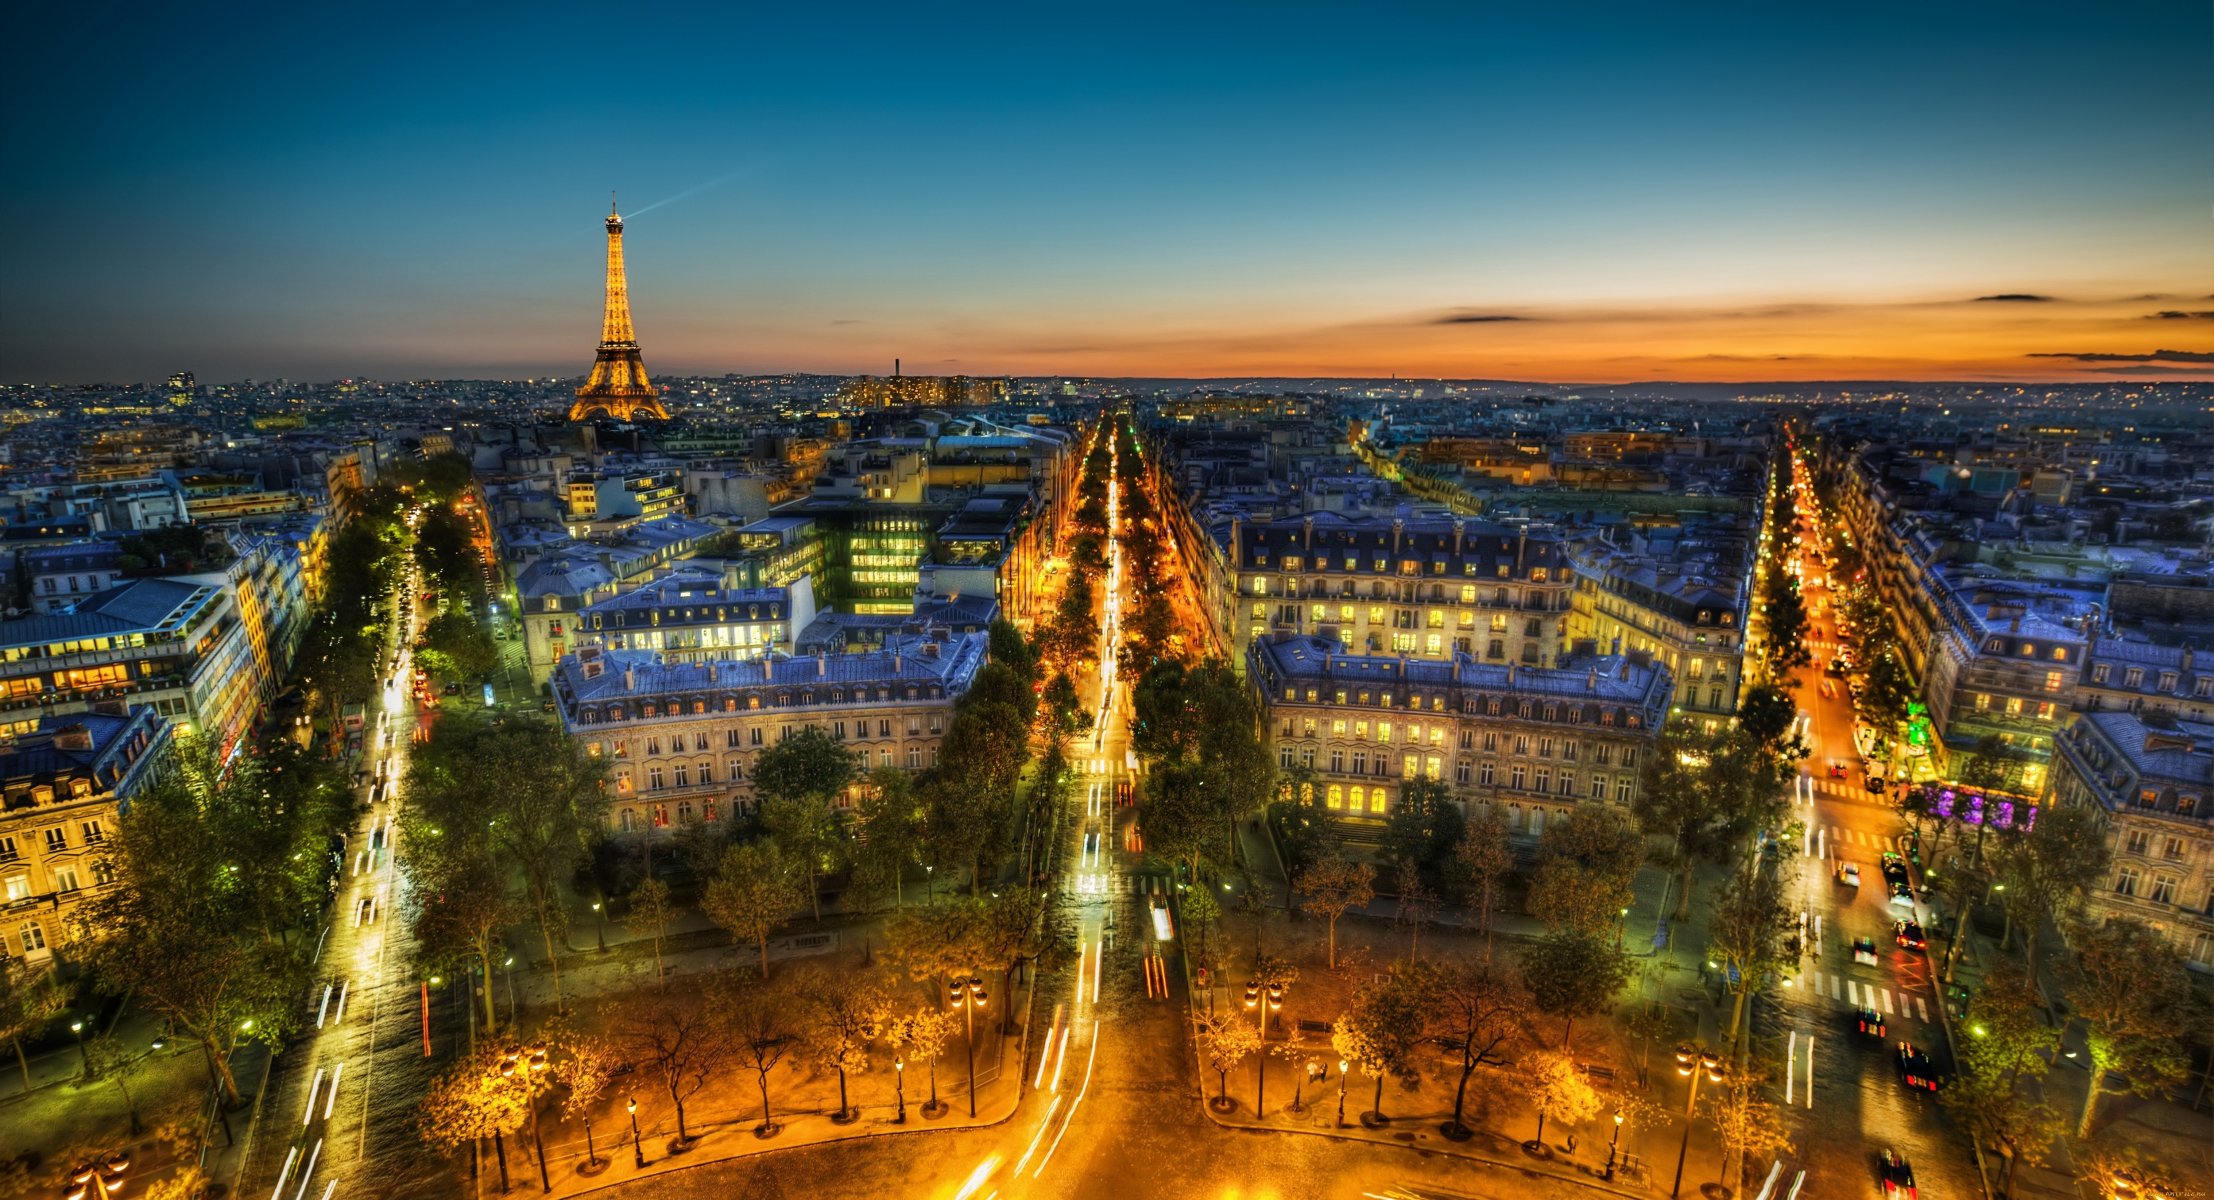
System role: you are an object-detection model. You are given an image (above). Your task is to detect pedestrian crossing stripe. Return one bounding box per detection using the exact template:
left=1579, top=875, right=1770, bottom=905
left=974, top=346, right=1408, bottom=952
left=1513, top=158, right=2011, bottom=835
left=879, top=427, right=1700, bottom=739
left=1877, top=988, right=1893, bottom=1016
left=1806, top=971, right=1930, bottom=1024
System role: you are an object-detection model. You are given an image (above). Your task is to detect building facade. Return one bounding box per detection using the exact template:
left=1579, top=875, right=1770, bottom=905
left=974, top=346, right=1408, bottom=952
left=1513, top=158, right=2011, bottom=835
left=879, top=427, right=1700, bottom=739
left=1249, top=633, right=1670, bottom=830
left=2048, top=711, right=2214, bottom=972
left=0, top=706, right=171, bottom=965
left=552, top=633, right=985, bottom=835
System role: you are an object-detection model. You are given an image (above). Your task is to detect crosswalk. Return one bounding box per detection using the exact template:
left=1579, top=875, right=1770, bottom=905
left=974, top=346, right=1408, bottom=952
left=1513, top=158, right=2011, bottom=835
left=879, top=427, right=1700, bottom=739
left=1799, top=775, right=1882, bottom=805
left=1817, top=825, right=1912, bottom=854
left=1799, top=968, right=1932, bottom=1023
left=1072, top=872, right=1138, bottom=897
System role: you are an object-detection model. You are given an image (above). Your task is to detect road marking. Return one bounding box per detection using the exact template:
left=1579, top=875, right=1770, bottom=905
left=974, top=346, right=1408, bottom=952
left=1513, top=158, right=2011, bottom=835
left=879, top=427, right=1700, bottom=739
left=1915, top=997, right=1929, bottom=1022
left=1878, top=988, right=1895, bottom=1016
left=303, top=1067, right=324, bottom=1126
left=1843, top=978, right=1857, bottom=1005
left=324, top=1061, right=342, bottom=1119
left=293, top=1138, right=324, bottom=1200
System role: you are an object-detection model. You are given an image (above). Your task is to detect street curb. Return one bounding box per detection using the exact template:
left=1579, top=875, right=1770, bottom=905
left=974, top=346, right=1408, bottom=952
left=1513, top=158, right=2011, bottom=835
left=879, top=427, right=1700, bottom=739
left=1196, top=1100, right=1654, bottom=1199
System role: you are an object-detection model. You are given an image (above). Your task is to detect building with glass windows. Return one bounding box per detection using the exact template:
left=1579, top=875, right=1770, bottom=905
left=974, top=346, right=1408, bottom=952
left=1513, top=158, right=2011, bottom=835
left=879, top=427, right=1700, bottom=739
left=2049, top=710, right=2214, bottom=973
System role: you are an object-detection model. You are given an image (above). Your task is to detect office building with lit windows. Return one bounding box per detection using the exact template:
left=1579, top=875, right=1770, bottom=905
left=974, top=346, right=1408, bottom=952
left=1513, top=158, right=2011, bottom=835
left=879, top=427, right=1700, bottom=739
left=552, top=633, right=984, bottom=836
left=1249, top=633, right=1669, bottom=830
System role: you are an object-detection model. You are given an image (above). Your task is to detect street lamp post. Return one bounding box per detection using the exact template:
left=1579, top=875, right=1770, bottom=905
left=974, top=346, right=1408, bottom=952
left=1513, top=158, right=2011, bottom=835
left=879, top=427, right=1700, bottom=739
left=69, top=1020, right=88, bottom=1081
left=499, top=1043, right=551, bottom=1193
left=502, top=957, right=517, bottom=1028
left=1606, top=1109, right=1625, bottom=1180
left=61, top=1152, right=130, bottom=1200
left=949, top=976, right=988, bottom=1119
left=894, top=1057, right=907, bottom=1124
left=1335, top=1059, right=1349, bottom=1127
left=627, top=1097, right=645, bottom=1169
left=1670, top=1045, right=1726, bottom=1200
left=1243, top=977, right=1284, bottom=1117
left=592, top=900, right=608, bottom=953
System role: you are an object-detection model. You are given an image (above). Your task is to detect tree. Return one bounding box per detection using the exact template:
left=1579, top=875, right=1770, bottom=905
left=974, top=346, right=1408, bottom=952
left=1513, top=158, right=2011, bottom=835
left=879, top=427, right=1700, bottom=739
left=721, top=978, right=795, bottom=1137
left=1182, top=886, right=1224, bottom=982
left=1941, top=960, right=2061, bottom=1175
left=1331, top=969, right=1427, bottom=1125
left=604, top=987, right=734, bottom=1147
left=1518, top=1048, right=1602, bottom=1149
left=1991, top=803, right=2110, bottom=978
left=1960, top=734, right=2028, bottom=797
left=792, top=966, right=888, bottom=1123
left=1382, top=777, right=1465, bottom=881
left=1195, top=1010, right=1264, bottom=1109
left=1520, top=930, right=1632, bottom=1051
left=1042, top=672, right=1087, bottom=739
left=417, top=1043, right=530, bottom=1192
left=701, top=841, right=804, bottom=979
left=1705, top=1073, right=1793, bottom=1191
left=850, top=767, right=922, bottom=912
left=880, top=1007, right=956, bottom=1116
left=545, top=1023, right=619, bottom=1171
left=404, top=838, right=513, bottom=1033
left=754, top=725, right=858, bottom=921
left=884, top=898, right=987, bottom=990
left=1139, top=759, right=1218, bottom=883
left=622, top=876, right=676, bottom=989
left=1528, top=805, right=1641, bottom=939
left=418, top=609, right=497, bottom=681
left=1269, top=766, right=1332, bottom=905
left=0, top=956, right=63, bottom=1091
left=83, top=1033, right=149, bottom=1134
left=2060, top=918, right=2197, bottom=1137
left=1707, top=862, right=1796, bottom=1051
left=1415, top=958, right=1531, bottom=1138
left=1636, top=725, right=1793, bottom=918
left=79, top=768, right=311, bottom=1105
left=1448, top=808, right=1515, bottom=960
left=408, top=716, right=608, bottom=1011
left=1297, top=851, right=1376, bottom=970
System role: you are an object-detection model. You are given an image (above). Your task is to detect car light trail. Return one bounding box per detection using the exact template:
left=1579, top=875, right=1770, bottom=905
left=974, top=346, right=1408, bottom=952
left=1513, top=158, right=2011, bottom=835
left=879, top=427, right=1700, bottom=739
left=324, top=1061, right=343, bottom=1119
left=294, top=1139, right=324, bottom=1200
left=1033, top=1022, right=1100, bottom=1179
left=1050, top=1021, right=1072, bottom=1093
left=303, top=1067, right=325, bottom=1126
left=269, top=1148, right=298, bottom=1200
left=1033, top=1004, right=1063, bottom=1089
left=952, top=1155, right=1000, bottom=1200
left=1013, top=1096, right=1063, bottom=1176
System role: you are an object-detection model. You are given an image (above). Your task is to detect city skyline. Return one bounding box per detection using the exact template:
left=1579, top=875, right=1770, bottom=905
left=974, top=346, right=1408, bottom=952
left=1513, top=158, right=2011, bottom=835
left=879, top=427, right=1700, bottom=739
left=5, top=1, right=2211, bottom=384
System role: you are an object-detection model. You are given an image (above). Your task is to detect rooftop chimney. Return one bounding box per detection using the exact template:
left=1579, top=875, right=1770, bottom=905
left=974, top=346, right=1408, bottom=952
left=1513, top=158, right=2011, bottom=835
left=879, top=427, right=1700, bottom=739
left=817, top=652, right=827, bottom=677
left=623, top=666, right=635, bottom=689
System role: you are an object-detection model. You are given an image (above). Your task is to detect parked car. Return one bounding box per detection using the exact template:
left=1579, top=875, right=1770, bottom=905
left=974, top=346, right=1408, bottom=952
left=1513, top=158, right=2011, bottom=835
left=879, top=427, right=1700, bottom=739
left=1895, top=1043, right=1939, bottom=1092
left=1836, top=861, right=1862, bottom=887
left=1856, top=1007, right=1887, bottom=1038
left=1893, top=920, right=1927, bottom=950
left=1889, top=881, right=1917, bottom=910
left=1853, top=937, right=1879, bottom=965
left=1880, top=1149, right=1918, bottom=1200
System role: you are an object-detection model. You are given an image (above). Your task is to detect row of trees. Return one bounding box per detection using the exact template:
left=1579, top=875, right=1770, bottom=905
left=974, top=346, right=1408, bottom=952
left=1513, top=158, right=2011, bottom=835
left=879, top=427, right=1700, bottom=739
left=1131, top=658, right=1274, bottom=883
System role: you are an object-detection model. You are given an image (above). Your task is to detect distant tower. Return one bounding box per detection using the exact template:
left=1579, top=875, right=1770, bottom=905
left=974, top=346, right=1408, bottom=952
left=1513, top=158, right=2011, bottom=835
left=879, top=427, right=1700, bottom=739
left=569, top=197, right=668, bottom=422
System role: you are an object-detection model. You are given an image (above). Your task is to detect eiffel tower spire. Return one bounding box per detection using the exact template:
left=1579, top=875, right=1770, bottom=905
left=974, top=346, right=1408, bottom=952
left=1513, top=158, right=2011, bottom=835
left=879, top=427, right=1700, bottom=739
left=569, top=198, right=668, bottom=422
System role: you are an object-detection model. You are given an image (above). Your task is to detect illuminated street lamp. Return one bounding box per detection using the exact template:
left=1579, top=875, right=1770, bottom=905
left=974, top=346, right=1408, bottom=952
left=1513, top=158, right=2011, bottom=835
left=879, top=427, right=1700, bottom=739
left=69, top=1020, right=88, bottom=1081
left=61, top=1153, right=129, bottom=1200
left=627, top=1097, right=645, bottom=1169
left=1670, top=1045, right=1726, bottom=1199
left=1243, top=977, right=1284, bottom=1116
left=499, top=1043, right=551, bottom=1192
left=949, top=976, right=988, bottom=1118
left=1606, top=1109, right=1625, bottom=1180
left=894, top=1057, right=907, bottom=1124
left=1335, top=1058, right=1349, bottom=1127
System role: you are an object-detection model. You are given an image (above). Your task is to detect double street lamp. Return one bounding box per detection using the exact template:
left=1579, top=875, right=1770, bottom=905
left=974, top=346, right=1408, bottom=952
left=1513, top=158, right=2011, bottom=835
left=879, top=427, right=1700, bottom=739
left=498, top=1043, right=550, bottom=1193
left=949, top=976, right=988, bottom=1119
left=1670, top=1044, right=1726, bottom=1200
left=61, top=1153, right=129, bottom=1200
left=1243, top=977, right=1284, bottom=1116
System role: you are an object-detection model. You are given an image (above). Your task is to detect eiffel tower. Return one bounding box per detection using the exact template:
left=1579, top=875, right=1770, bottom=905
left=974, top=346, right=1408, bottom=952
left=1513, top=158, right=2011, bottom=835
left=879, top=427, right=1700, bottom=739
left=568, top=197, right=669, bottom=422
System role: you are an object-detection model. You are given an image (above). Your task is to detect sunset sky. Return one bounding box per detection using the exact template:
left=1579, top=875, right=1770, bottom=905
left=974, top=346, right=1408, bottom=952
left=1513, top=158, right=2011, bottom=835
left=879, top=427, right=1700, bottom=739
left=4, top=1, right=2209, bottom=384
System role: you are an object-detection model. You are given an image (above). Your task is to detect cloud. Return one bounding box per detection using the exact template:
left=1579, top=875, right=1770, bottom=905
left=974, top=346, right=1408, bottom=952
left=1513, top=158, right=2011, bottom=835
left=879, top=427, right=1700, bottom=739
left=2026, top=349, right=2214, bottom=363
left=1973, top=293, right=2053, bottom=302
left=2087, top=365, right=2214, bottom=375
left=2146, top=311, right=2214, bottom=320
left=1431, top=312, right=1530, bottom=325
left=830, top=318, right=861, bottom=325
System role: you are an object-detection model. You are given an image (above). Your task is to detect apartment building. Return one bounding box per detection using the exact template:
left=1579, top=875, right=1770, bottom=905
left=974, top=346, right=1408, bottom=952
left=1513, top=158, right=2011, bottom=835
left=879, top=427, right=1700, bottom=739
left=2049, top=711, right=2214, bottom=972
left=1248, top=633, right=1670, bottom=830
left=1565, top=523, right=1753, bottom=728
left=2079, top=641, right=2214, bottom=723
left=572, top=568, right=810, bottom=665
left=0, top=706, right=171, bottom=965
left=1222, top=513, right=1576, bottom=672
left=552, top=632, right=985, bottom=836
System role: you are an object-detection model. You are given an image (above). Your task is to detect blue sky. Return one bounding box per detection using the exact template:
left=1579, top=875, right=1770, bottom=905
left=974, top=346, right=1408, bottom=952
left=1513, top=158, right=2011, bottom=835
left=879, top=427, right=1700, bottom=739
left=5, top=1, right=2209, bottom=382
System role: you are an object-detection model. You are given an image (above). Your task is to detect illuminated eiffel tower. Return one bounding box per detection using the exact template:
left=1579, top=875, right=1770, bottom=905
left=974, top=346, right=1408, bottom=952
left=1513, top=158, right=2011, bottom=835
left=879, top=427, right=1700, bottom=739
left=568, top=197, right=669, bottom=422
